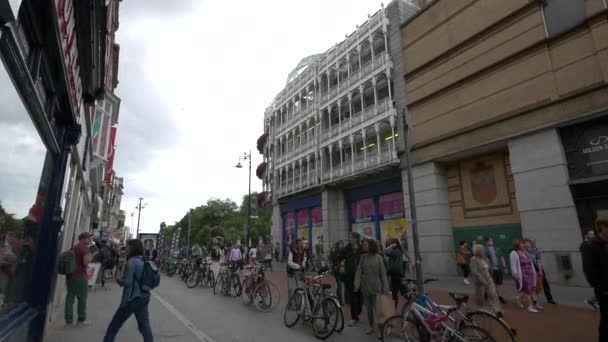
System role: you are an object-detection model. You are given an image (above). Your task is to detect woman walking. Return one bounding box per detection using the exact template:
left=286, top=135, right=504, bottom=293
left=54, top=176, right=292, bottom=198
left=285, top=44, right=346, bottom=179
left=103, top=239, right=153, bottom=342
left=469, top=244, right=503, bottom=314
left=354, top=239, right=389, bottom=337
left=509, top=240, right=538, bottom=313
left=384, top=238, right=404, bottom=308
left=456, top=241, right=471, bottom=284
left=329, top=240, right=345, bottom=305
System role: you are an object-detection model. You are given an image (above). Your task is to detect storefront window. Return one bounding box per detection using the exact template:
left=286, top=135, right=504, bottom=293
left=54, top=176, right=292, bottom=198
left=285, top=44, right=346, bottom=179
left=0, top=57, right=49, bottom=311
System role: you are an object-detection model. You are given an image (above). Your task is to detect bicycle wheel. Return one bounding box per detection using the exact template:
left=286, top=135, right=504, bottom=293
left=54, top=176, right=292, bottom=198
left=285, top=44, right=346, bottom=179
left=334, top=300, right=344, bottom=333
left=253, top=281, right=272, bottom=311
left=186, top=270, right=200, bottom=288
left=312, top=298, right=340, bottom=340
left=455, top=325, right=496, bottom=342
left=231, top=273, right=242, bottom=297
left=465, top=310, right=515, bottom=342
left=382, top=315, right=425, bottom=342
left=283, top=288, right=304, bottom=328
left=205, top=269, right=215, bottom=288
left=242, top=277, right=254, bottom=304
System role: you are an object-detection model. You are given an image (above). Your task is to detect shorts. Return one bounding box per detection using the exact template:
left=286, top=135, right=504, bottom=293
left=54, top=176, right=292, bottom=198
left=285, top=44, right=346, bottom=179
left=492, top=269, right=503, bottom=285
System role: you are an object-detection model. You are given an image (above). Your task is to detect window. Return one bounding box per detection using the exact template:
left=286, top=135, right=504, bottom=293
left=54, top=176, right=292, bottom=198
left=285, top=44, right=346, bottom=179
left=0, top=55, right=50, bottom=312
left=541, top=0, right=586, bottom=38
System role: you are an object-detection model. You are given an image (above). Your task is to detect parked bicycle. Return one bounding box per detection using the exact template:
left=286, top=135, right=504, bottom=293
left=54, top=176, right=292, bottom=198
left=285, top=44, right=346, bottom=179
left=214, top=262, right=242, bottom=297
left=283, top=272, right=341, bottom=340
left=186, top=257, right=215, bottom=289
left=240, top=262, right=280, bottom=312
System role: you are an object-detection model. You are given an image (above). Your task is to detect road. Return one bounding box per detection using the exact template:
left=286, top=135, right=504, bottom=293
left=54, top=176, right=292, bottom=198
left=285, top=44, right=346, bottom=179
left=46, top=263, right=600, bottom=342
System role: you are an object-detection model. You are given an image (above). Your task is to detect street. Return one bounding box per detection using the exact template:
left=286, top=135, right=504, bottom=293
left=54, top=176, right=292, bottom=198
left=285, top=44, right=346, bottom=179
left=45, top=263, right=600, bottom=342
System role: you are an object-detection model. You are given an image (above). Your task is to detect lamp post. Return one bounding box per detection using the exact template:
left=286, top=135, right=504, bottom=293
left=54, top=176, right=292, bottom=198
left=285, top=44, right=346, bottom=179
left=135, top=197, right=148, bottom=240
left=236, top=151, right=252, bottom=247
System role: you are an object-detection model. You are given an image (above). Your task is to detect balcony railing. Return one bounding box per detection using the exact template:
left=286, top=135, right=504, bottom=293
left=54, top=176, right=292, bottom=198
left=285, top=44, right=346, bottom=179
left=363, top=104, right=375, bottom=120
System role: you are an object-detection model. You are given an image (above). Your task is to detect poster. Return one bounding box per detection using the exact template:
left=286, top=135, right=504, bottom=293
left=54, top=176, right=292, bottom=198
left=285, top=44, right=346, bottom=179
left=311, top=206, right=322, bottom=226
left=352, top=222, right=376, bottom=240
left=379, top=192, right=404, bottom=218
left=380, top=218, right=407, bottom=243
left=297, top=209, right=309, bottom=228
left=298, top=227, right=309, bottom=240
left=284, top=212, right=296, bottom=246
left=139, top=233, right=158, bottom=251
left=351, top=198, right=375, bottom=221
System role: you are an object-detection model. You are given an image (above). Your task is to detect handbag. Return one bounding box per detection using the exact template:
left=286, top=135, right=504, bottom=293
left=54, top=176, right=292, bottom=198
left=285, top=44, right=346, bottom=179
left=375, top=294, right=395, bottom=324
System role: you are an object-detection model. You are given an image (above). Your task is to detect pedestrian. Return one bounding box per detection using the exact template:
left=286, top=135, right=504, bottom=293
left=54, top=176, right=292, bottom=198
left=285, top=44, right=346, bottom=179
left=229, top=243, right=243, bottom=269
left=456, top=241, right=471, bottom=285
left=274, top=242, right=280, bottom=262
left=262, top=239, right=274, bottom=271
left=509, top=239, right=538, bottom=313
left=103, top=239, right=153, bottom=342
left=400, top=233, right=410, bottom=275
left=329, top=241, right=345, bottom=305
left=484, top=237, right=507, bottom=304
left=580, top=229, right=599, bottom=310
left=384, top=238, right=404, bottom=308
left=249, top=245, right=257, bottom=265
left=354, top=239, right=389, bottom=337
left=99, top=240, right=115, bottom=288
left=191, top=243, right=202, bottom=260
left=287, top=239, right=306, bottom=298
left=523, top=239, right=543, bottom=309
left=582, top=213, right=608, bottom=342
left=527, top=238, right=556, bottom=305
left=65, top=232, right=93, bottom=326
left=470, top=244, right=503, bottom=314
left=342, top=232, right=363, bottom=327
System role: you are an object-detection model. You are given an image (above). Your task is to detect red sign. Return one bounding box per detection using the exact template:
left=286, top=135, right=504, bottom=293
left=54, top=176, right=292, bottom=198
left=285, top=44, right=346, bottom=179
left=379, top=192, right=404, bottom=216
left=56, top=0, right=83, bottom=116
left=284, top=212, right=295, bottom=229
left=104, top=126, right=117, bottom=183
left=297, top=209, right=308, bottom=228
left=351, top=198, right=375, bottom=220
left=311, top=206, right=322, bottom=226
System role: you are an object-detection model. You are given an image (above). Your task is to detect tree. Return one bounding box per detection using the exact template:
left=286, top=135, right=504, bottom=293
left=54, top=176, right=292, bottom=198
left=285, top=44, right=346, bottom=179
left=0, top=201, right=21, bottom=236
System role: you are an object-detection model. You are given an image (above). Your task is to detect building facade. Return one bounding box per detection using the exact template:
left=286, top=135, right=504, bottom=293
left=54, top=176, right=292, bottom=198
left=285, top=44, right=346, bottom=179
left=262, top=1, right=420, bottom=256
left=0, top=0, right=123, bottom=340
left=401, top=0, right=608, bottom=285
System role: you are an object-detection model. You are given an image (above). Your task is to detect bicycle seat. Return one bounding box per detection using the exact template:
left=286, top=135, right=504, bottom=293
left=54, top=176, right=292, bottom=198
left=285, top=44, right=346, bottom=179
left=448, top=292, right=469, bottom=304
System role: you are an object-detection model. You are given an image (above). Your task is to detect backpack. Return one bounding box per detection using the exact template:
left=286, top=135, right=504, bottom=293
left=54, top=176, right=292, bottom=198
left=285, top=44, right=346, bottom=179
left=139, top=260, right=160, bottom=292
left=58, top=250, right=77, bottom=275
left=101, top=247, right=114, bottom=268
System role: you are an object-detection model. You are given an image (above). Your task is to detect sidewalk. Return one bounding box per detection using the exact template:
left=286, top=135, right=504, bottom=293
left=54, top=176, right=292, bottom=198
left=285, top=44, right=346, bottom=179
left=45, top=284, right=193, bottom=342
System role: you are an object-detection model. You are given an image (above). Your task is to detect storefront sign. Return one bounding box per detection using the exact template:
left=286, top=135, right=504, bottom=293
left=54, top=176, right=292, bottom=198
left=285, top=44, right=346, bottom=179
left=561, top=117, right=608, bottom=180
left=55, top=0, right=83, bottom=115
left=351, top=198, right=375, bottom=223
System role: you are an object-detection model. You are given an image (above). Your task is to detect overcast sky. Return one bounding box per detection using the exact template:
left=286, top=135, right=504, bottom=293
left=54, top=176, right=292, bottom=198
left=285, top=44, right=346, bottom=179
left=113, top=0, right=389, bottom=234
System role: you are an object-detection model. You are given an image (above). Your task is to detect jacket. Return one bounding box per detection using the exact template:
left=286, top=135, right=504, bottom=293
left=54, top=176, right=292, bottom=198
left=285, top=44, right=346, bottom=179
left=287, top=248, right=306, bottom=277
left=354, top=253, right=389, bottom=296
left=384, top=245, right=403, bottom=276
left=581, top=237, right=608, bottom=292
left=340, top=242, right=361, bottom=280
left=118, top=256, right=149, bottom=308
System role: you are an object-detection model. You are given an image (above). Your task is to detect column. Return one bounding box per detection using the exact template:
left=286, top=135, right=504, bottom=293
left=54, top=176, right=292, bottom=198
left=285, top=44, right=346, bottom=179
left=362, top=129, right=367, bottom=168
left=319, top=149, right=324, bottom=183
left=359, top=84, right=365, bottom=112
left=306, top=155, right=311, bottom=187
left=357, top=44, right=362, bottom=73
left=375, top=122, right=381, bottom=164
left=369, top=35, right=375, bottom=64
left=329, top=144, right=333, bottom=180
left=339, top=140, right=344, bottom=176
left=387, top=69, right=392, bottom=100
left=390, top=116, right=396, bottom=159
left=337, top=102, right=342, bottom=131
left=298, top=159, right=303, bottom=189
left=346, top=54, right=351, bottom=79
left=508, top=129, right=585, bottom=286
left=372, top=76, right=378, bottom=113
left=336, top=62, right=340, bottom=90
left=350, top=135, right=355, bottom=173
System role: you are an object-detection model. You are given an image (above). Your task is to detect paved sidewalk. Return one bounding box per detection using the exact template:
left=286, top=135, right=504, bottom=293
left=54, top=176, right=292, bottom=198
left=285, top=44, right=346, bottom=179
left=45, top=284, right=195, bottom=342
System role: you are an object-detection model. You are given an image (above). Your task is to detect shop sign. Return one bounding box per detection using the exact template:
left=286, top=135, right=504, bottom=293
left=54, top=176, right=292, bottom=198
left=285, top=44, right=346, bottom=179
left=561, top=117, right=608, bottom=180
left=55, top=0, right=83, bottom=116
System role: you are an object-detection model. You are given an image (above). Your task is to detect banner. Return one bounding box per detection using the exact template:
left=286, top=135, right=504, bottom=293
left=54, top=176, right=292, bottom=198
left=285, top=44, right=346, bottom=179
left=351, top=198, right=375, bottom=222
left=87, top=262, right=102, bottom=287
left=379, top=192, right=404, bottom=219
left=284, top=212, right=296, bottom=246
left=104, top=126, right=117, bottom=183
left=352, top=221, right=376, bottom=240
left=297, top=209, right=309, bottom=228
left=298, top=227, right=309, bottom=241
left=311, top=206, right=322, bottom=226
left=380, top=218, right=407, bottom=243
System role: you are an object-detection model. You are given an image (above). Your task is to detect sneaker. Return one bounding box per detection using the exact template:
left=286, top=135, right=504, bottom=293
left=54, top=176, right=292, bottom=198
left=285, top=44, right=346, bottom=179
left=547, top=300, right=557, bottom=305
left=348, top=320, right=359, bottom=327
left=527, top=306, right=539, bottom=313
left=535, top=304, right=544, bottom=310
left=464, top=278, right=470, bottom=285
left=365, top=328, right=374, bottom=335
left=76, top=321, right=92, bottom=327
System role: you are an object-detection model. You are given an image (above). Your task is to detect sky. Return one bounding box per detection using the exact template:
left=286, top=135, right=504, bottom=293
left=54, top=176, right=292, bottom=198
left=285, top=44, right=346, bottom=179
left=113, top=0, right=390, bottom=234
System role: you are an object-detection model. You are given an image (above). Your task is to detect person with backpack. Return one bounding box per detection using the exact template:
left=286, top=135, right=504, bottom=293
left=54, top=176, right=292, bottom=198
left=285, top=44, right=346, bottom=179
left=100, top=241, right=116, bottom=288
left=384, top=238, right=404, bottom=308
left=64, top=232, right=93, bottom=326
left=103, top=239, right=155, bottom=342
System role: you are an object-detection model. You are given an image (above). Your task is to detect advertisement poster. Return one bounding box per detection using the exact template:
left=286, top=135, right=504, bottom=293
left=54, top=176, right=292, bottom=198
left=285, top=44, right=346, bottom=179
left=87, top=262, right=102, bottom=287
left=284, top=212, right=296, bottom=245
left=297, top=209, right=309, bottom=228
left=298, top=227, right=309, bottom=240
left=380, top=218, right=407, bottom=243
left=351, top=198, right=375, bottom=222
left=352, top=222, right=376, bottom=239
left=311, top=206, right=322, bottom=226
left=139, top=233, right=158, bottom=251
left=379, top=192, right=406, bottom=243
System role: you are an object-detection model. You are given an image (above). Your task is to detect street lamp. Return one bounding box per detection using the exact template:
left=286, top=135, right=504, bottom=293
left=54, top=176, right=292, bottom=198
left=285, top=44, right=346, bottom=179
left=236, top=151, right=252, bottom=247
left=135, top=197, right=148, bottom=239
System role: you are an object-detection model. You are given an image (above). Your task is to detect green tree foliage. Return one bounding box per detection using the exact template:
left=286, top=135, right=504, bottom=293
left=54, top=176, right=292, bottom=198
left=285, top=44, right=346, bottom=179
left=0, top=202, right=21, bottom=237
left=169, top=196, right=271, bottom=248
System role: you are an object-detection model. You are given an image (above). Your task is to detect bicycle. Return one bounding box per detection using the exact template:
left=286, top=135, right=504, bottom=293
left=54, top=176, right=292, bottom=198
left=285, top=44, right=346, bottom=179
left=240, top=263, right=280, bottom=312
left=186, top=258, right=215, bottom=288
left=392, top=278, right=515, bottom=342
left=283, top=272, right=341, bottom=340
left=308, top=270, right=344, bottom=334
left=214, top=263, right=242, bottom=297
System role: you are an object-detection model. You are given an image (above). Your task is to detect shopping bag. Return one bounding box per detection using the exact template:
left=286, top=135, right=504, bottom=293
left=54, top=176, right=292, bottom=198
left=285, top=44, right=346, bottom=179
left=375, top=294, right=395, bottom=324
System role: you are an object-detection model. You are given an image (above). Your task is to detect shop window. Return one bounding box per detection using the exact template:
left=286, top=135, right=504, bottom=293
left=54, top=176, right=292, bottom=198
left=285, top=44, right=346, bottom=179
left=0, top=57, right=49, bottom=311
left=541, top=0, right=586, bottom=38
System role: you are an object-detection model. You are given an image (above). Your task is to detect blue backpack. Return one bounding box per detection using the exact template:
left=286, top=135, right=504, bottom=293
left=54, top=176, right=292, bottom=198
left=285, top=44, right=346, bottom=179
left=139, top=259, right=160, bottom=292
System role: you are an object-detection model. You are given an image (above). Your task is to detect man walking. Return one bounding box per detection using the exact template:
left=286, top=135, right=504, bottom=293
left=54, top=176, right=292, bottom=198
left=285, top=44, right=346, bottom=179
left=484, top=237, right=507, bottom=304
left=342, top=232, right=363, bottom=327
left=582, top=213, right=608, bottom=342
left=65, top=232, right=93, bottom=326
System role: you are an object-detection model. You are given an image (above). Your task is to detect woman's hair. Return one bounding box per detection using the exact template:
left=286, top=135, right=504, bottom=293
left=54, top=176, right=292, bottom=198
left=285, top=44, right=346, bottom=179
left=364, top=239, right=378, bottom=254
left=459, top=240, right=467, bottom=247
left=472, top=244, right=485, bottom=255
left=512, top=239, right=522, bottom=251
left=126, top=239, right=144, bottom=258
left=388, top=238, right=401, bottom=250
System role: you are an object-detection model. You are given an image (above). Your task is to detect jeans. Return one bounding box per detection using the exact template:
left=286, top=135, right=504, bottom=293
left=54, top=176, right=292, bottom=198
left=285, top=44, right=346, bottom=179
left=288, top=276, right=300, bottom=299
left=364, top=294, right=377, bottom=327
left=103, top=296, right=153, bottom=342
left=460, top=264, right=470, bottom=278
left=389, top=276, right=402, bottom=307
left=597, top=289, right=607, bottom=342
left=65, top=277, right=88, bottom=323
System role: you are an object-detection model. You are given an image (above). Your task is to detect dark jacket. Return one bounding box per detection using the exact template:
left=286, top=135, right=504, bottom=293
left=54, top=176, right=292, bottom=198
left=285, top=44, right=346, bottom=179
left=384, top=245, right=404, bottom=277
left=581, top=237, right=608, bottom=292
left=340, top=242, right=361, bottom=281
